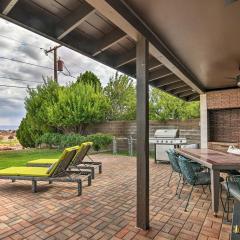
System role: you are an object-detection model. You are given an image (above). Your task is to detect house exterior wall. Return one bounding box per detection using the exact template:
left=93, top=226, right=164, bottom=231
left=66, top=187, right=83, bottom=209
left=205, top=88, right=240, bottom=151
left=207, top=88, right=240, bottom=110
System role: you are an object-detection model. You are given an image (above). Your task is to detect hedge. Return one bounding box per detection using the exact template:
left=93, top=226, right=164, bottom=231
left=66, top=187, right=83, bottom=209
left=36, top=133, right=113, bottom=151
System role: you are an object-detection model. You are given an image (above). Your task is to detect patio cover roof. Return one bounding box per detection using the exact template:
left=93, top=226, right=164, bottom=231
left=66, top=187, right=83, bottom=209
left=5, top=0, right=240, bottom=101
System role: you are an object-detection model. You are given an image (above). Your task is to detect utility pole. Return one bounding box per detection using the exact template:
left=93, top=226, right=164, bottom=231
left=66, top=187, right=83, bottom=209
left=45, top=45, right=61, bottom=83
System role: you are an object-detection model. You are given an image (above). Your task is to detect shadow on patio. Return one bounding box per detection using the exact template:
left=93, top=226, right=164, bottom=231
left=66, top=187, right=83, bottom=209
left=0, top=154, right=231, bottom=240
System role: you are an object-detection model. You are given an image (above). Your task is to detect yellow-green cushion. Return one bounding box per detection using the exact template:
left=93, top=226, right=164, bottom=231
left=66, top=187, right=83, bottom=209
left=0, top=167, right=49, bottom=177
left=28, top=159, right=57, bottom=164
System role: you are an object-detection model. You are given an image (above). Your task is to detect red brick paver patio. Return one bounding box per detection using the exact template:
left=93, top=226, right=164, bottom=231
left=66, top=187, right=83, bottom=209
left=0, top=154, right=231, bottom=240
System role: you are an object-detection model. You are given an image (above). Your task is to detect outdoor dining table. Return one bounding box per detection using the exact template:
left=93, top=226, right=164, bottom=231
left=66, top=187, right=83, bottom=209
left=176, top=148, right=240, bottom=216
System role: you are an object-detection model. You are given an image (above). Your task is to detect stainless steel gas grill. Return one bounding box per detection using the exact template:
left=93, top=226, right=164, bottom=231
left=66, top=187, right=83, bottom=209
left=149, top=129, right=187, bottom=163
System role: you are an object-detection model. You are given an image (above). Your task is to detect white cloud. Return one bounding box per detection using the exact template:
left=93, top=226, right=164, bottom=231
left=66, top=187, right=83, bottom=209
left=0, top=18, right=117, bottom=127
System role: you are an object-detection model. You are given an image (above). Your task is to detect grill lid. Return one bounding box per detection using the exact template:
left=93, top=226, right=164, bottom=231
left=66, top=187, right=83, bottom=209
left=154, top=129, right=179, bottom=138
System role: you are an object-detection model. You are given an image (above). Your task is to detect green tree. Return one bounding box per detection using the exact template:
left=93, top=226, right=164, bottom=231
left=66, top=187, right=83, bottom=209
left=16, top=115, right=42, bottom=147
left=25, top=77, right=60, bottom=133
left=104, top=72, right=136, bottom=120
left=76, top=71, right=101, bottom=89
left=47, top=82, right=110, bottom=133
left=17, top=78, right=110, bottom=147
left=149, top=88, right=200, bottom=120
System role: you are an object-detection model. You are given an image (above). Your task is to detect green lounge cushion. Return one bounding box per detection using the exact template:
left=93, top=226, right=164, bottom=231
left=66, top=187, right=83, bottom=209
left=27, top=142, right=93, bottom=167
left=0, top=146, right=79, bottom=178
left=28, top=158, right=57, bottom=165
left=0, top=167, right=49, bottom=177
left=46, top=163, right=56, bottom=174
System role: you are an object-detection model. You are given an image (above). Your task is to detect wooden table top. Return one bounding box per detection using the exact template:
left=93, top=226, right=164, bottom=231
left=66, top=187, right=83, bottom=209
left=176, top=148, right=240, bottom=170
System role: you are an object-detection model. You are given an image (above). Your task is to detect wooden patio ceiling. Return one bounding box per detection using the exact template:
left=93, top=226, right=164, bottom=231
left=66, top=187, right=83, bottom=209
left=0, top=0, right=203, bottom=101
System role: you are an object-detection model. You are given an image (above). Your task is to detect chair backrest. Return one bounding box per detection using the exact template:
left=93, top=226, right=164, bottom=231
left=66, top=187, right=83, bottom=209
left=229, top=175, right=240, bottom=189
left=166, top=149, right=181, bottom=173
left=71, top=142, right=93, bottom=166
left=48, top=146, right=79, bottom=177
left=178, top=156, right=197, bottom=185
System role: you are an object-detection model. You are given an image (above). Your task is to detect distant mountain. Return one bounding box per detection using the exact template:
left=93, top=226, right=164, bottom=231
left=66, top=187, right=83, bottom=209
left=0, top=125, right=18, bottom=130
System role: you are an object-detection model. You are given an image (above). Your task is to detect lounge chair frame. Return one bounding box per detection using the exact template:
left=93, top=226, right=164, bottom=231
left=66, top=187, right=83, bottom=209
left=69, top=154, right=102, bottom=179
left=0, top=171, right=91, bottom=196
left=27, top=144, right=102, bottom=179
left=0, top=147, right=92, bottom=196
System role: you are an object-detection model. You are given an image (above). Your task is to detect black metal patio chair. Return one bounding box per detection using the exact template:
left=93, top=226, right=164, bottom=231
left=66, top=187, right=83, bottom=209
left=178, top=155, right=224, bottom=211
left=166, top=149, right=203, bottom=197
left=222, top=175, right=240, bottom=222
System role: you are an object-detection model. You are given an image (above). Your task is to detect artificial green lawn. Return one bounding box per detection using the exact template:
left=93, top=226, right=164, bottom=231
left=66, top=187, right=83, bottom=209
left=0, top=149, right=62, bottom=170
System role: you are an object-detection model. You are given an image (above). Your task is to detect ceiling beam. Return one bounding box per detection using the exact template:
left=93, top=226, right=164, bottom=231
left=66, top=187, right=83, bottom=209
left=114, top=47, right=136, bottom=68
left=91, top=29, right=126, bottom=56
left=151, top=75, right=180, bottom=88
left=0, top=0, right=18, bottom=15
left=178, top=90, right=195, bottom=98
left=56, top=2, right=95, bottom=40
left=187, top=94, right=200, bottom=101
left=164, top=82, right=186, bottom=91
left=149, top=76, right=181, bottom=88
left=171, top=86, right=191, bottom=95
left=149, top=58, right=163, bottom=71
left=115, top=49, right=163, bottom=71
left=117, top=58, right=163, bottom=77
left=149, top=66, right=172, bottom=81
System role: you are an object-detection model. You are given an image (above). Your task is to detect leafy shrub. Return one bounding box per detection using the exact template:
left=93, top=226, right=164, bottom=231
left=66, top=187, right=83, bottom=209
left=16, top=116, right=42, bottom=148
left=85, top=133, right=113, bottom=151
left=36, top=133, right=62, bottom=147
left=59, top=134, right=86, bottom=148
left=37, top=133, right=113, bottom=151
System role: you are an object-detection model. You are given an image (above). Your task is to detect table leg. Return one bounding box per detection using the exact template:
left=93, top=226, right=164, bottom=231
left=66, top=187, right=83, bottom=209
left=211, top=169, right=220, bottom=216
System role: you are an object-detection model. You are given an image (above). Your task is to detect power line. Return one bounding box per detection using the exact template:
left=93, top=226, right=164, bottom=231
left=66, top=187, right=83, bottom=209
left=60, top=70, right=77, bottom=79
left=0, top=56, right=54, bottom=70
left=0, top=35, right=80, bottom=82
left=63, top=64, right=77, bottom=79
left=0, top=76, right=43, bottom=84
left=0, top=34, right=46, bottom=50
left=0, top=84, right=35, bottom=89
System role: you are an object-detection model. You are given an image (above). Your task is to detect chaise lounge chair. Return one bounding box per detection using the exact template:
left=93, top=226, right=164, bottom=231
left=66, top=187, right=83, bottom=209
left=0, top=146, right=92, bottom=196
left=27, top=142, right=102, bottom=179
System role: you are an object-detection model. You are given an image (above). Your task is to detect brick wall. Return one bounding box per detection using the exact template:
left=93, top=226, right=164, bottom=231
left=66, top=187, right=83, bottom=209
left=209, top=109, right=240, bottom=143
left=207, top=88, right=240, bottom=146
left=207, top=88, right=240, bottom=109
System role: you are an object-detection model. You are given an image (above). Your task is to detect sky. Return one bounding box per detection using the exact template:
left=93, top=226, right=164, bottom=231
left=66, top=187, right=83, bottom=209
left=0, top=18, right=117, bottom=127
